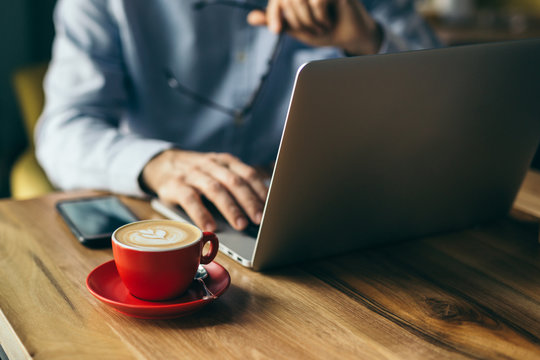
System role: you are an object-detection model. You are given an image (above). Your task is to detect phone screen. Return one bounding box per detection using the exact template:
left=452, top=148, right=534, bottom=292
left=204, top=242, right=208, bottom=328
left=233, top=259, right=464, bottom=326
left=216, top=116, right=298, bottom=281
left=56, top=196, right=138, bottom=247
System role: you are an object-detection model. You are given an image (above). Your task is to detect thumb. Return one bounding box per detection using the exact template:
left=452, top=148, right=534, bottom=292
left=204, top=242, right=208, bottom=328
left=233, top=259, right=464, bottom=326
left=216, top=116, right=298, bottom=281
left=247, top=10, right=267, bottom=26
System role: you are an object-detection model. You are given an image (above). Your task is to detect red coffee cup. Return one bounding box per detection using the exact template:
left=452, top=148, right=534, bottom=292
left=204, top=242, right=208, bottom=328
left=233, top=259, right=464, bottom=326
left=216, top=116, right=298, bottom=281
left=112, top=220, right=219, bottom=301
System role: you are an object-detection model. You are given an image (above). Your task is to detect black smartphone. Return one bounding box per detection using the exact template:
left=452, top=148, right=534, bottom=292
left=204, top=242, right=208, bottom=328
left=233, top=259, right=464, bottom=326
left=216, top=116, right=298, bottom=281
left=56, top=196, right=139, bottom=248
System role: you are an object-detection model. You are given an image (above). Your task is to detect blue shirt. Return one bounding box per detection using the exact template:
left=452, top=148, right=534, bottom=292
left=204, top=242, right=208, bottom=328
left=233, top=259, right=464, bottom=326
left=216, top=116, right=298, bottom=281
left=36, top=0, right=440, bottom=196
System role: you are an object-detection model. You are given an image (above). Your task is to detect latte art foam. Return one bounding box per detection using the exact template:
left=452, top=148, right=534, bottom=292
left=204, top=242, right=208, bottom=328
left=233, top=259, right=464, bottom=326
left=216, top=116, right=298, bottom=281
left=115, top=221, right=200, bottom=250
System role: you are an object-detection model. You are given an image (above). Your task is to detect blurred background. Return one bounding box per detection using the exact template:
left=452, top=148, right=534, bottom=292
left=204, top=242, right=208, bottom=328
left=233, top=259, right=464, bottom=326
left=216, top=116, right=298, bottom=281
left=417, top=0, right=540, bottom=44
left=0, top=0, right=56, bottom=198
left=0, top=0, right=539, bottom=199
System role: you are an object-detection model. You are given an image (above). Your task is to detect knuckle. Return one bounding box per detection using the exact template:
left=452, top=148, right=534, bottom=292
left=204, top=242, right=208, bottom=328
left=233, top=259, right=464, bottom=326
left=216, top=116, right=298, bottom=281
left=221, top=153, right=237, bottom=163
left=205, top=179, right=223, bottom=194
left=229, top=176, right=244, bottom=188
left=201, top=157, right=216, bottom=168
left=190, top=163, right=203, bottom=172
left=226, top=173, right=244, bottom=188
left=174, top=173, right=187, bottom=183
left=243, top=167, right=259, bottom=182
left=178, top=187, right=199, bottom=204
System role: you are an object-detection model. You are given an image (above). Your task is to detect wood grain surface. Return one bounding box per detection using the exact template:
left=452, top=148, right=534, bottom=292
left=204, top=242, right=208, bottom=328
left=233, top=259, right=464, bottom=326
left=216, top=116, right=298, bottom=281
left=1, top=173, right=540, bottom=359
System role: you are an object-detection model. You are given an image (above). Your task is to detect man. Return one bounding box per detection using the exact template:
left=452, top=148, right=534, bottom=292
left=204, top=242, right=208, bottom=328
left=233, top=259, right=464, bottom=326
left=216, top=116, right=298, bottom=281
left=36, top=0, right=440, bottom=232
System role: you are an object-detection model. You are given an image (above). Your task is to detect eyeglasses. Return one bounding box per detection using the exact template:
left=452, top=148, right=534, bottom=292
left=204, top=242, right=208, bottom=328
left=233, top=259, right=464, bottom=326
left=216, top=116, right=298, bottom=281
left=165, top=0, right=284, bottom=125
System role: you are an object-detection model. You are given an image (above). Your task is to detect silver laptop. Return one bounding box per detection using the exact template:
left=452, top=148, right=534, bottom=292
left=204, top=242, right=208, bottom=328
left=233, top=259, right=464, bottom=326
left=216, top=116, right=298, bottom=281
left=153, top=39, right=540, bottom=271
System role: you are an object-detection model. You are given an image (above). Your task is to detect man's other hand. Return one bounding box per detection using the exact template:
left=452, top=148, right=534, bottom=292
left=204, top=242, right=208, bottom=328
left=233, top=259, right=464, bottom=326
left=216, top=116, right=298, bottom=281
left=141, top=149, right=269, bottom=232
left=247, top=0, right=382, bottom=55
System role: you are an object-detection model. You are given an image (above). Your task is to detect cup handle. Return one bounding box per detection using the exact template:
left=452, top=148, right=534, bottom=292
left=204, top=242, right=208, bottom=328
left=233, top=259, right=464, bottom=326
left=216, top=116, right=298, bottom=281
left=200, top=232, right=219, bottom=265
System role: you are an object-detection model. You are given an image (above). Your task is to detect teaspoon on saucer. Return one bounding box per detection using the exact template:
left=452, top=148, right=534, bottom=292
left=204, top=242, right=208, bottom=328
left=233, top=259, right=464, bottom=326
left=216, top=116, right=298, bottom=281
left=195, top=265, right=208, bottom=280
left=195, top=265, right=217, bottom=300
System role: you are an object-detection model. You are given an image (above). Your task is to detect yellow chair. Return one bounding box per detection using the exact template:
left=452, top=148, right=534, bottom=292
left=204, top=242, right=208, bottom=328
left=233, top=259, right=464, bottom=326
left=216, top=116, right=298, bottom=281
left=508, top=0, right=540, bottom=15
left=10, top=64, right=54, bottom=199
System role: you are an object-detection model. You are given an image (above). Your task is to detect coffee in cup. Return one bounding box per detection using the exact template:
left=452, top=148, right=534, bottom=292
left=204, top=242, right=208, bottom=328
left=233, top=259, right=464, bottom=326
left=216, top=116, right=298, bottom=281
left=114, top=220, right=201, bottom=250
left=112, top=220, right=219, bottom=301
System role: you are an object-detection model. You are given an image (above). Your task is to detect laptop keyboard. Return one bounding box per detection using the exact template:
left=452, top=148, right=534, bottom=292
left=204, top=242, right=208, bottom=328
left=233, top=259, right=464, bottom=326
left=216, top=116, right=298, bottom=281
left=202, top=198, right=260, bottom=238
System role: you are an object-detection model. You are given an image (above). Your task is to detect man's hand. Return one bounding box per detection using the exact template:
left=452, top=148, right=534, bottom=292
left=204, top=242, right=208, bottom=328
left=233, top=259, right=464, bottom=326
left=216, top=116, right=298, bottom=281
left=247, top=0, right=382, bottom=56
left=141, top=149, right=269, bottom=232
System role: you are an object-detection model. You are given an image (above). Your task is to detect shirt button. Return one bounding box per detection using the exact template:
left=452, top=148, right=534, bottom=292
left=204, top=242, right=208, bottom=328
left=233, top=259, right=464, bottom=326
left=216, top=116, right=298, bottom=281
left=234, top=113, right=244, bottom=126
left=236, top=51, right=247, bottom=63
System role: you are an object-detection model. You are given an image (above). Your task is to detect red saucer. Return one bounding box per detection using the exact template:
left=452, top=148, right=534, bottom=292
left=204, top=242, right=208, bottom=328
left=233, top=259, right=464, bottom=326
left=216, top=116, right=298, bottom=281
left=86, top=260, right=230, bottom=319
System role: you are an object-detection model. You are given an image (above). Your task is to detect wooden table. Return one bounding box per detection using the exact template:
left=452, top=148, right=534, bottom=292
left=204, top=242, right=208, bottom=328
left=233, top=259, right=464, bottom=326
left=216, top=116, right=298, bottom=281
left=1, top=172, right=540, bottom=359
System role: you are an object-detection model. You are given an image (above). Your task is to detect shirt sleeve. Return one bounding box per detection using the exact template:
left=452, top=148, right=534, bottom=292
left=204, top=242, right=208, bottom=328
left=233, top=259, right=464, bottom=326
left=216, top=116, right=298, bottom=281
left=35, top=0, right=172, bottom=196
